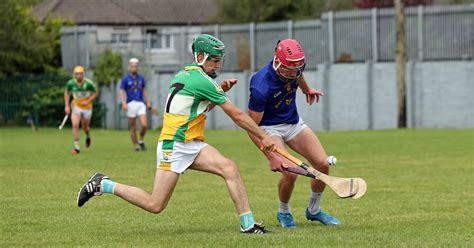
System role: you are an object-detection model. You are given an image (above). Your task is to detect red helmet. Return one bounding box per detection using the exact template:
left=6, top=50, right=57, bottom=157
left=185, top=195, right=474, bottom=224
left=272, top=39, right=306, bottom=81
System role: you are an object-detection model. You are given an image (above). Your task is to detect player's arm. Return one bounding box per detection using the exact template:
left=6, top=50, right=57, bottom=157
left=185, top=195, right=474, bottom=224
left=219, top=101, right=275, bottom=151
left=143, top=88, right=152, bottom=109
left=83, top=89, right=99, bottom=106
left=64, top=89, right=71, bottom=114
left=297, top=74, right=324, bottom=105
left=119, top=79, right=128, bottom=110
left=208, top=79, right=238, bottom=112
left=142, top=79, right=152, bottom=109
left=247, top=110, right=286, bottom=172
left=246, top=110, right=267, bottom=151
left=88, top=91, right=99, bottom=102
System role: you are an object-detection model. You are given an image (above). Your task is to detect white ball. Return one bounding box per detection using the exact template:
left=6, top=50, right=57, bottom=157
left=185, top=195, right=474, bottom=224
left=327, top=156, right=337, bottom=166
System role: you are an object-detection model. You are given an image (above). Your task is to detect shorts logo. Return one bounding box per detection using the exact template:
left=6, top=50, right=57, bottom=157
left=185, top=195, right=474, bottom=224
left=286, top=99, right=293, bottom=105
left=162, top=150, right=173, bottom=161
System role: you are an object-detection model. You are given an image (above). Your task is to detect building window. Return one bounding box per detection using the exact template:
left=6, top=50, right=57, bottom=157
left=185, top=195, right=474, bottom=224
left=112, top=33, right=129, bottom=43
left=146, top=29, right=173, bottom=50
left=111, top=28, right=129, bottom=49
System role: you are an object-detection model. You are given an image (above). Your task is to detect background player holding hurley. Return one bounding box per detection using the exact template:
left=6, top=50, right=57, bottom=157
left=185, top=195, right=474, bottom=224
left=77, top=34, right=276, bottom=234
left=247, top=39, right=340, bottom=229
left=64, top=65, right=99, bottom=155
left=120, top=58, right=152, bottom=151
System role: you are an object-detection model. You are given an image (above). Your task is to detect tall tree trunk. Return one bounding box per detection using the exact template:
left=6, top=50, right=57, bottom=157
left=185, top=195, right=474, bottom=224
left=395, top=0, right=407, bottom=128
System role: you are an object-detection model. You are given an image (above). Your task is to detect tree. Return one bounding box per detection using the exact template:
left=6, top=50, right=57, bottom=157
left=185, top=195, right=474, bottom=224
left=214, top=0, right=353, bottom=23
left=93, top=49, right=123, bottom=86
left=93, top=48, right=123, bottom=128
left=0, top=0, right=67, bottom=76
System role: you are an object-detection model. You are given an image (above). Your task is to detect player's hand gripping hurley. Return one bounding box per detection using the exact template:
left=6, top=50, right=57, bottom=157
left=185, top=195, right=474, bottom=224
left=274, top=148, right=367, bottom=199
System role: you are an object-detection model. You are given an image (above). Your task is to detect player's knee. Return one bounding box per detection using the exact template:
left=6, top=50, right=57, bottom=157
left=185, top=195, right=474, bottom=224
left=141, top=123, right=148, bottom=129
left=222, top=159, right=240, bottom=178
left=72, top=123, right=80, bottom=129
left=314, top=159, right=329, bottom=173
left=283, top=171, right=298, bottom=182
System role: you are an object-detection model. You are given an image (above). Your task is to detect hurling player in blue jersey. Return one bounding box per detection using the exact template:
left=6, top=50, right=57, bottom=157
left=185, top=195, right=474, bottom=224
left=247, top=39, right=340, bottom=228
left=120, top=58, right=152, bottom=151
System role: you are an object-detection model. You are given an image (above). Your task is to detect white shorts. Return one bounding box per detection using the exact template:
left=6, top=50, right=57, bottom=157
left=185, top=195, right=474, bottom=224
left=127, top=100, right=146, bottom=118
left=260, top=118, right=308, bottom=142
left=72, top=105, right=92, bottom=120
left=156, top=140, right=208, bottom=174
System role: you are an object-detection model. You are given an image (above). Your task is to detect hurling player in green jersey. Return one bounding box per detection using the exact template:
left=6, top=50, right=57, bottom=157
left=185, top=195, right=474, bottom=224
left=77, top=34, right=276, bottom=234
left=64, top=66, right=98, bottom=154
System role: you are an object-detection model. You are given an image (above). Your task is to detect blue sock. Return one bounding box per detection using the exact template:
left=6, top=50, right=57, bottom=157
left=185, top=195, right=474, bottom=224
left=101, top=179, right=116, bottom=194
left=239, top=212, right=255, bottom=231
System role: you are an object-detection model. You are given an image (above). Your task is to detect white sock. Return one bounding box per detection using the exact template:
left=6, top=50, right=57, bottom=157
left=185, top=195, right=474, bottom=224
left=308, top=191, right=323, bottom=214
left=279, top=201, right=291, bottom=214
left=74, top=139, right=80, bottom=150
left=138, top=140, right=144, bottom=144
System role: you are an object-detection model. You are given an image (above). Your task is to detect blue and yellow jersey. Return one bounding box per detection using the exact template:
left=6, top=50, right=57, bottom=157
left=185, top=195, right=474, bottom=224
left=159, top=64, right=228, bottom=143
left=248, top=61, right=300, bottom=126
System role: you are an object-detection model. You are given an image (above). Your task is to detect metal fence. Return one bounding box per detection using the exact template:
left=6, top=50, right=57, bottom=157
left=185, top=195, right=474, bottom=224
left=0, top=74, right=106, bottom=127
left=60, top=4, right=473, bottom=73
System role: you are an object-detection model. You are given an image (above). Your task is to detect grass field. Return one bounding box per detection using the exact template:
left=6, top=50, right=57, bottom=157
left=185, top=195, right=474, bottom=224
left=1, top=127, right=473, bottom=247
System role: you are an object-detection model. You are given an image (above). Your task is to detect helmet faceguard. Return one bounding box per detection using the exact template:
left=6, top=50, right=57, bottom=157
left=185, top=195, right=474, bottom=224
left=272, top=39, right=306, bottom=83
left=192, top=34, right=226, bottom=79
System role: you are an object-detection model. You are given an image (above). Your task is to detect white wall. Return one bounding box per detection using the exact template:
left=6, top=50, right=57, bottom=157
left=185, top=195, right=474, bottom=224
left=99, top=61, right=474, bottom=130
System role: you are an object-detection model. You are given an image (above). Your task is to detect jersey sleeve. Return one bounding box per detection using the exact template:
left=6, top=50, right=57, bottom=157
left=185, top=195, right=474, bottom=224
left=195, top=79, right=228, bottom=105
left=66, top=80, right=73, bottom=92
left=120, top=77, right=127, bottom=90
left=88, top=81, right=98, bottom=92
left=248, top=88, right=266, bottom=112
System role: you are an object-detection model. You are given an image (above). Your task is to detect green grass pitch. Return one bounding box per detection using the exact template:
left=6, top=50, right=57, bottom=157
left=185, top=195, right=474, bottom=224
left=1, top=128, right=473, bottom=246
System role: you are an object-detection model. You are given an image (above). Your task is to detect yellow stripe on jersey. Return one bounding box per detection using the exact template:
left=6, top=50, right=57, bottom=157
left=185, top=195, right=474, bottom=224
left=72, top=99, right=93, bottom=110
left=159, top=113, right=207, bottom=142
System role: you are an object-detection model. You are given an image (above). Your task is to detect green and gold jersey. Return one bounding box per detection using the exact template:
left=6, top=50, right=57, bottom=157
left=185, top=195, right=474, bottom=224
left=159, top=64, right=228, bottom=143
left=66, top=78, right=97, bottom=110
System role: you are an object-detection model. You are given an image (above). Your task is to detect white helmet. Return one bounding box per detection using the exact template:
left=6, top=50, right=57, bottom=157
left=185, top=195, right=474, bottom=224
left=129, top=58, right=139, bottom=66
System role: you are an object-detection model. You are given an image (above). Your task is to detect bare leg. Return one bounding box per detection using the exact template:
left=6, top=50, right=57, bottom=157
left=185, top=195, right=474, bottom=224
left=81, top=116, right=90, bottom=136
left=190, top=145, right=250, bottom=215
left=128, top=117, right=138, bottom=145
left=138, top=114, right=148, bottom=141
left=287, top=127, right=328, bottom=193
left=71, top=112, right=81, bottom=141
left=113, top=169, right=179, bottom=213
left=271, top=136, right=299, bottom=204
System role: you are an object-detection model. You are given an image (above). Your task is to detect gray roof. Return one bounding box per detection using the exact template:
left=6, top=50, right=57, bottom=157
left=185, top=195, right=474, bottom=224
left=32, top=0, right=218, bottom=25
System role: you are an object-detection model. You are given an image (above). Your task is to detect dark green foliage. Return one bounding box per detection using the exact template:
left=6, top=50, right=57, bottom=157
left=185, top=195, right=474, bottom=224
left=0, top=0, right=68, bottom=76
left=0, top=74, right=106, bottom=127
left=214, top=0, right=354, bottom=23
left=94, top=49, right=123, bottom=86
